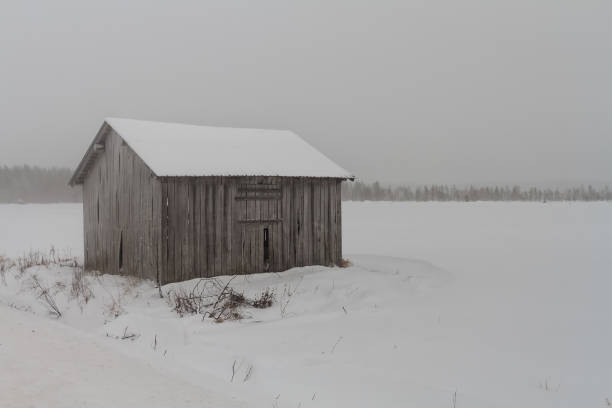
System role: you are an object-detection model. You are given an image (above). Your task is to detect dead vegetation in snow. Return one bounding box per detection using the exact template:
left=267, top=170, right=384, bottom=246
left=168, top=277, right=275, bottom=322
left=2, top=248, right=278, bottom=325
left=339, top=258, right=352, bottom=268
left=70, top=267, right=94, bottom=307
left=0, top=249, right=102, bottom=317
left=26, top=275, right=63, bottom=318
left=230, top=359, right=254, bottom=383
left=15, top=248, right=80, bottom=275
left=0, top=256, right=13, bottom=285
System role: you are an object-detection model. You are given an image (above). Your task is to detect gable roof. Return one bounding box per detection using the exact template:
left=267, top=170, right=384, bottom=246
left=69, top=118, right=354, bottom=185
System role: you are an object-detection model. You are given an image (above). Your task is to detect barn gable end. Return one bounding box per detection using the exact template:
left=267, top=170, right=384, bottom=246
left=81, top=128, right=162, bottom=281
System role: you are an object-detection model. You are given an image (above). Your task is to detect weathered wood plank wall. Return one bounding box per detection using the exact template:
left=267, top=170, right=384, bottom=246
left=82, top=129, right=161, bottom=281
left=159, top=176, right=343, bottom=283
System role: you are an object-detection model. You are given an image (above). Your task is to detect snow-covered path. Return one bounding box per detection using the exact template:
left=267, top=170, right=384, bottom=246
left=0, top=305, right=245, bottom=408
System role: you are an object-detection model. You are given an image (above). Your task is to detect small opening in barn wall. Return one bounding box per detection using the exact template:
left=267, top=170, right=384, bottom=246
left=263, top=227, right=270, bottom=268
left=119, top=232, right=124, bottom=271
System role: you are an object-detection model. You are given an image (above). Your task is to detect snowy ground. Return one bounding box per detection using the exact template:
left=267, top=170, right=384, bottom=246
left=0, top=202, right=611, bottom=407
left=0, top=305, right=245, bottom=408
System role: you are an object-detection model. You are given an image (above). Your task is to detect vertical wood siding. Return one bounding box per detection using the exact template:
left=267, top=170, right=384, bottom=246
left=82, top=129, right=161, bottom=282
left=159, top=176, right=343, bottom=283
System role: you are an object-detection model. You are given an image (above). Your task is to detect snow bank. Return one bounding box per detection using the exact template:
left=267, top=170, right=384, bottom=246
left=0, top=256, right=449, bottom=407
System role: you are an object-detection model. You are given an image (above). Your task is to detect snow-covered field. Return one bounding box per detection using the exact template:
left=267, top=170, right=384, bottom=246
left=1, top=202, right=611, bottom=407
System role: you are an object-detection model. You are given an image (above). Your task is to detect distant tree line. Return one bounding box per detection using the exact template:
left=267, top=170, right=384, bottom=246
left=342, top=181, right=612, bottom=202
left=2, top=165, right=610, bottom=203
left=0, top=165, right=81, bottom=203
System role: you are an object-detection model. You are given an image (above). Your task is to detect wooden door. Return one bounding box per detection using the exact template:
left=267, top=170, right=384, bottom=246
left=241, top=223, right=272, bottom=274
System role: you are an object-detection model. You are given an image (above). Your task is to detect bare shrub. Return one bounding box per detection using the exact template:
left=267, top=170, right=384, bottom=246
left=27, top=275, right=62, bottom=317
left=168, top=277, right=275, bottom=322
left=70, top=267, right=94, bottom=306
left=252, top=288, right=275, bottom=309
left=169, top=278, right=221, bottom=316
left=210, top=290, right=247, bottom=322
left=200, top=278, right=245, bottom=322
left=172, top=288, right=203, bottom=316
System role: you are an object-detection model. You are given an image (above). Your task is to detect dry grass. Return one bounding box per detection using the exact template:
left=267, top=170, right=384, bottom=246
left=1, top=249, right=85, bottom=316
left=12, top=248, right=82, bottom=276
left=16, top=251, right=52, bottom=275
left=230, top=359, right=254, bottom=383
left=339, top=258, right=352, bottom=268
left=279, top=277, right=303, bottom=318
left=106, top=326, right=140, bottom=341
left=106, top=298, right=124, bottom=318
left=168, top=277, right=275, bottom=322
left=95, top=276, right=125, bottom=319
left=119, top=275, right=144, bottom=297
left=0, top=256, right=14, bottom=285
left=70, top=267, right=94, bottom=306
left=251, top=287, right=274, bottom=309
left=26, top=275, right=63, bottom=317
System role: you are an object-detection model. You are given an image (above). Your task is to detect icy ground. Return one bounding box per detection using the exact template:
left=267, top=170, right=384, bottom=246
left=0, top=202, right=611, bottom=407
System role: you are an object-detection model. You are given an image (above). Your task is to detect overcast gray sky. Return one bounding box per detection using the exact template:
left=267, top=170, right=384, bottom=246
left=0, top=0, right=610, bottom=185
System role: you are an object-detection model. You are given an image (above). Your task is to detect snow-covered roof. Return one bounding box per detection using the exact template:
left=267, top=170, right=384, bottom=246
left=70, top=118, right=354, bottom=185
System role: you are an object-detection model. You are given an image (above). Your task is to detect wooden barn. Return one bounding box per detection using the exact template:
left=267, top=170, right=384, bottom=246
left=69, top=118, right=354, bottom=284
